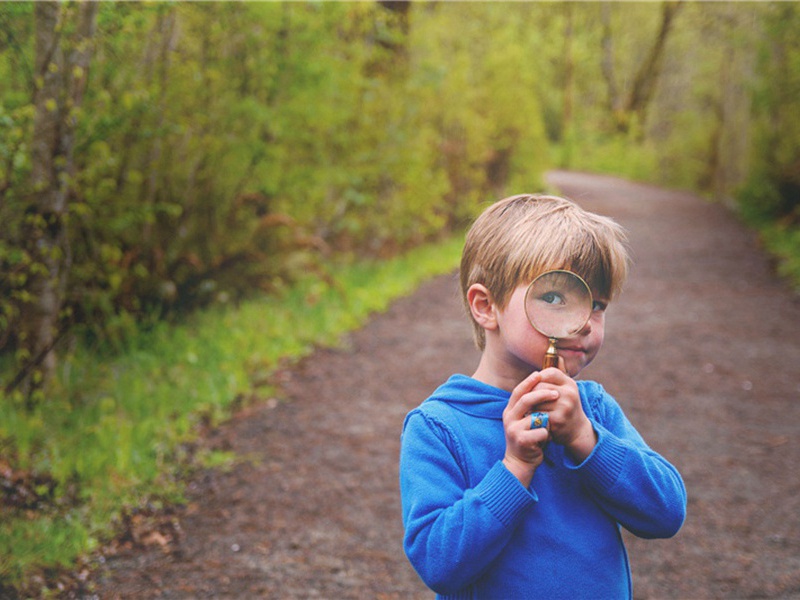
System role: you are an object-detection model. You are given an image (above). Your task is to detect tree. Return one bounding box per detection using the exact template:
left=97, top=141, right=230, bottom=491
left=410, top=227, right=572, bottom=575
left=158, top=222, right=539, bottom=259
left=601, top=1, right=684, bottom=135
left=12, top=1, right=98, bottom=399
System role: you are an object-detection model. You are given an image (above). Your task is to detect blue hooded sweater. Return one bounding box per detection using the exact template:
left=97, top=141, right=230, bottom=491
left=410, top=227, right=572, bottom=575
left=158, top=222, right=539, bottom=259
left=400, top=375, right=686, bottom=599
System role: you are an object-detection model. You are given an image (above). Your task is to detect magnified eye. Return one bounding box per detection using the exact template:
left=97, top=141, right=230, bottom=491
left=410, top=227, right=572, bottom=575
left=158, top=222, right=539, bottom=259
left=525, top=270, right=593, bottom=340
left=540, top=291, right=566, bottom=306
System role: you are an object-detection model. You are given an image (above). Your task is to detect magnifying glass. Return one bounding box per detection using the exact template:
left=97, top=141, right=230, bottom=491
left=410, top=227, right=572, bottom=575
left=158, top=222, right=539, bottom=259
left=524, top=270, right=593, bottom=371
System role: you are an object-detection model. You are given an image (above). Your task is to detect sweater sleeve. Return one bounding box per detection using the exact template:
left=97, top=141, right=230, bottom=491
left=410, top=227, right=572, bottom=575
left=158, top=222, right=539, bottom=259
left=400, top=409, right=536, bottom=595
left=563, top=382, right=687, bottom=539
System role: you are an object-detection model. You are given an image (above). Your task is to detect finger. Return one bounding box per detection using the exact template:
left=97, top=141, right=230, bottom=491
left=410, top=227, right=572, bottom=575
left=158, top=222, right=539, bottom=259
left=509, top=427, right=550, bottom=454
left=538, top=366, right=569, bottom=386
left=515, top=388, right=559, bottom=416
left=520, top=427, right=550, bottom=451
left=557, top=355, right=566, bottom=373
left=508, top=371, right=541, bottom=410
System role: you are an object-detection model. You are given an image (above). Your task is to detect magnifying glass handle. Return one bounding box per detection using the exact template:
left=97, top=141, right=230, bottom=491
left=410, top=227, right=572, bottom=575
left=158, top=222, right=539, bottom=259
left=543, top=338, right=559, bottom=370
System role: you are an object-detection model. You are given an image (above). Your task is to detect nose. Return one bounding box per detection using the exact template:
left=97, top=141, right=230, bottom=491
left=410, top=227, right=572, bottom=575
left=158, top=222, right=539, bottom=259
left=576, top=317, right=592, bottom=336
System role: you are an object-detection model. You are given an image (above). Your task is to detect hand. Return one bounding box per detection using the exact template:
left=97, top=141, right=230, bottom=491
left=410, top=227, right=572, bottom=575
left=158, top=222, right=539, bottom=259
left=532, top=365, right=597, bottom=463
left=502, top=371, right=555, bottom=487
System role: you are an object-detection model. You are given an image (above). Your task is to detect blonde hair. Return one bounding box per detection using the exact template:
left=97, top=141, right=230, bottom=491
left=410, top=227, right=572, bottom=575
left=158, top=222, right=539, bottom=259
left=460, top=194, right=630, bottom=349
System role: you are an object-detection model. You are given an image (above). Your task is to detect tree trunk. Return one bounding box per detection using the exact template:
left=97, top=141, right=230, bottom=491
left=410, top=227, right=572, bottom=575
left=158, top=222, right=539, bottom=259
left=601, top=1, right=683, bottom=134
left=624, top=1, right=683, bottom=129
left=561, top=3, right=575, bottom=167
left=600, top=3, right=620, bottom=119
left=14, top=1, right=97, bottom=400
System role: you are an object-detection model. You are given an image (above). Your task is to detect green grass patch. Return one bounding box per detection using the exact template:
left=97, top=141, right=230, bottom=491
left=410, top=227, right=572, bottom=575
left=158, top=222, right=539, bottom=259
left=0, top=235, right=463, bottom=593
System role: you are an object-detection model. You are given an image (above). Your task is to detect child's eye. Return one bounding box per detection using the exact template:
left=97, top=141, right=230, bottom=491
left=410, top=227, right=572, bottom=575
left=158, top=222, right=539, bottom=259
left=540, top=291, right=566, bottom=305
left=592, top=300, right=608, bottom=312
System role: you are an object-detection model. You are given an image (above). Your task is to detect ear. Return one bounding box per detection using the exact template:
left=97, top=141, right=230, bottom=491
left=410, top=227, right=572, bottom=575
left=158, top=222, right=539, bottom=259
left=467, top=283, right=499, bottom=332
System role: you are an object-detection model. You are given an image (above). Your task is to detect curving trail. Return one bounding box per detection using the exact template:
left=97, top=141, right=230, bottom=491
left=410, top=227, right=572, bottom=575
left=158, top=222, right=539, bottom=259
left=93, top=171, right=800, bottom=599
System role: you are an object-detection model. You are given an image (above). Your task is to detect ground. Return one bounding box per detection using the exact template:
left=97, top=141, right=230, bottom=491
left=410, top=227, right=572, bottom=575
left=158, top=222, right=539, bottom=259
left=88, top=171, right=800, bottom=599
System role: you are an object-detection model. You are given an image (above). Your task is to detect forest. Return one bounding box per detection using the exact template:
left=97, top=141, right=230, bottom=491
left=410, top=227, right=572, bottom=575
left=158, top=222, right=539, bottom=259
left=0, top=1, right=798, bottom=594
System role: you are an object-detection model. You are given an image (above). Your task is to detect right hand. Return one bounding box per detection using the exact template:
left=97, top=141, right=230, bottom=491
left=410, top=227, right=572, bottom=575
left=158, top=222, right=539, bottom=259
left=502, top=371, right=557, bottom=487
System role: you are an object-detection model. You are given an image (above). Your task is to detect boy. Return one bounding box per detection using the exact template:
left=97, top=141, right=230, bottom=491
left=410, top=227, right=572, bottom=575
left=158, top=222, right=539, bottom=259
left=399, top=194, right=686, bottom=599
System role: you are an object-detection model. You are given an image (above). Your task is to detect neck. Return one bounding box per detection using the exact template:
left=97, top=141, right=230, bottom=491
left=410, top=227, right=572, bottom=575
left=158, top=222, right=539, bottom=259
left=471, top=352, right=530, bottom=392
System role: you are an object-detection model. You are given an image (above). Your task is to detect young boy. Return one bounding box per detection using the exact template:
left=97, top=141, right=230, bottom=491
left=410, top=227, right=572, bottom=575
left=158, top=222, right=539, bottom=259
left=399, top=194, right=686, bottom=599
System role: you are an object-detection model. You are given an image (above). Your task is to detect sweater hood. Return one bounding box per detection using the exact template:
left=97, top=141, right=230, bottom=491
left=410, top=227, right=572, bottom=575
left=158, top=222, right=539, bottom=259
left=424, top=374, right=509, bottom=420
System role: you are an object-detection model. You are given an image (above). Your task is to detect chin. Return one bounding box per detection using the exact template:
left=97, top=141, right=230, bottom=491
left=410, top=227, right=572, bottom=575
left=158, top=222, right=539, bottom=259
left=566, top=361, right=588, bottom=378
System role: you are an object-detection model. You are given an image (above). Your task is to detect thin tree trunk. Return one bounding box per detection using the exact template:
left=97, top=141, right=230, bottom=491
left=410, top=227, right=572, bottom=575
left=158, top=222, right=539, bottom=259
left=561, top=3, right=575, bottom=167
left=600, top=3, right=620, bottom=118
left=601, top=1, right=683, bottom=134
left=15, top=1, right=97, bottom=400
left=624, top=1, right=683, bottom=127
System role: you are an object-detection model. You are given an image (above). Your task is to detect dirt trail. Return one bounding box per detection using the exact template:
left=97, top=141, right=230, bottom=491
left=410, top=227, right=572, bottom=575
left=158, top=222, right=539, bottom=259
left=92, top=171, right=800, bottom=599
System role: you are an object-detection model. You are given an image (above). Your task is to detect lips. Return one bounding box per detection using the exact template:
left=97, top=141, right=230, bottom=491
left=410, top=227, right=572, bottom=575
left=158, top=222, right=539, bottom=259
left=557, top=346, right=586, bottom=354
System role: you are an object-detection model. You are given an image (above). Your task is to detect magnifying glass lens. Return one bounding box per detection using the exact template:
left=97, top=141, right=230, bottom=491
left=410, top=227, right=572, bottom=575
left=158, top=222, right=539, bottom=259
left=524, top=270, right=593, bottom=339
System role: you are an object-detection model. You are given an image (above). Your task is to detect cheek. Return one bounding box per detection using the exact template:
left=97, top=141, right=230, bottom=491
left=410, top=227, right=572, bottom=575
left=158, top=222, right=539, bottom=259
left=508, top=314, right=545, bottom=349
left=588, top=317, right=606, bottom=350
left=504, top=289, right=537, bottom=334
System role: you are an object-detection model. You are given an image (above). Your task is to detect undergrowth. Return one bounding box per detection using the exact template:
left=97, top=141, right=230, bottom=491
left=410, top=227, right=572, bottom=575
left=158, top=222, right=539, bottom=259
left=754, top=221, right=800, bottom=291
left=0, top=235, right=463, bottom=595
left=736, top=177, right=800, bottom=292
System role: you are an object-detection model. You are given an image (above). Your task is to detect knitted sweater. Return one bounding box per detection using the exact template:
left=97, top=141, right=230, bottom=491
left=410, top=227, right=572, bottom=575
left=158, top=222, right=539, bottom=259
left=400, top=375, right=686, bottom=599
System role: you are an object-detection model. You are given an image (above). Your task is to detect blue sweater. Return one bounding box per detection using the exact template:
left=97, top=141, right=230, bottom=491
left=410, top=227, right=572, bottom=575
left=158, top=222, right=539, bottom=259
left=400, top=375, right=686, bottom=599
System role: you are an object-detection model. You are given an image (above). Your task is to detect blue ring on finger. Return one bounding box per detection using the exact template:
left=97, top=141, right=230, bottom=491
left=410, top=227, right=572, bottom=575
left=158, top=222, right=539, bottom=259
left=530, top=412, right=549, bottom=430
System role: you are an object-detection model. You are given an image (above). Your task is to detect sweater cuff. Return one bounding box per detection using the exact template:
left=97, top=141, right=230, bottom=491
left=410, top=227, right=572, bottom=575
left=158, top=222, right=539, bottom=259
left=476, top=461, right=537, bottom=527
left=564, top=425, right=627, bottom=491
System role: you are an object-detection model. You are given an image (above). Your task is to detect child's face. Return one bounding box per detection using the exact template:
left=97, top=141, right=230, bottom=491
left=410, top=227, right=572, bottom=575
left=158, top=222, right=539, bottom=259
left=495, top=282, right=607, bottom=378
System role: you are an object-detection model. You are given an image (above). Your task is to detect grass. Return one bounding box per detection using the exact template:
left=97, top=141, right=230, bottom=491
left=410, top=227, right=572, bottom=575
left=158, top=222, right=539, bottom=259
left=0, top=234, right=464, bottom=594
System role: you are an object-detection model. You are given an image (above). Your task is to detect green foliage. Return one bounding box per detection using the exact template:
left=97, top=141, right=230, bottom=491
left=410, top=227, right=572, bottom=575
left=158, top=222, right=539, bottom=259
left=553, top=132, right=659, bottom=184
left=759, top=223, right=800, bottom=292
left=0, top=235, right=462, bottom=592
left=408, top=3, right=549, bottom=220
left=737, top=174, right=800, bottom=292
left=1, top=2, right=549, bottom=364
left=731, top=4, right=800, bottom=291
left=737, top=3, right=800, bottom=223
